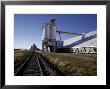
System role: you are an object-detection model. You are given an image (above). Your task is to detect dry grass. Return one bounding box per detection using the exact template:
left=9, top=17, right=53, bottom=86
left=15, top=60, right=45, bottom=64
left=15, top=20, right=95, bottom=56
left=14, top=51, right=24, bottom=61
left=14, top=51, right=32, bottom=73
left=14, top=51, right=31, bottom=65
left=41, top=52, right=97, bottom=76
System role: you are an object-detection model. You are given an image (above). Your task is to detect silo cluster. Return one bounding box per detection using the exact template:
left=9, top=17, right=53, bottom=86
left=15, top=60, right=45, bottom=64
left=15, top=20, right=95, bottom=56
left=31, top=44, right=37, bottom=51
left=42, top=19, right=56, bottom=41
left=42, top=19, right=58, bottom=52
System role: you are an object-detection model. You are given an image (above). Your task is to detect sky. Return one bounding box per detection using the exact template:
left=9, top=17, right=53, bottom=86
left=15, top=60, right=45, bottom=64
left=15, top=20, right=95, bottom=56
left=14, top=14, right=97, bottom=49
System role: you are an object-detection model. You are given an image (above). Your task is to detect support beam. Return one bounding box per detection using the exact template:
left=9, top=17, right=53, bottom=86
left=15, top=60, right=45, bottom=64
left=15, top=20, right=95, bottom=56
left=56, top=30, right=83, bottom=35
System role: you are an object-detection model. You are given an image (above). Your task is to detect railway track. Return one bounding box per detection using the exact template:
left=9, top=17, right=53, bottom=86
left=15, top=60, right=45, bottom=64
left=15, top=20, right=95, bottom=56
left=14, top=52, right=65, bottom=76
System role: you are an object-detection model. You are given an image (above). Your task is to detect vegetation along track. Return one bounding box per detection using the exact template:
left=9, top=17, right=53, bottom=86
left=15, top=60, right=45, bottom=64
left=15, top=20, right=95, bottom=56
left=14, top=51, right=65, bottom=76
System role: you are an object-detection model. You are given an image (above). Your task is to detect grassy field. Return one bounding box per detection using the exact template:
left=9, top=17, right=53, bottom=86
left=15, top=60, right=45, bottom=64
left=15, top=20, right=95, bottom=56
left=14, top=51, right=24, bottom=61
left=41, top=52, right=97, bottom=76
left=14, top=51, right=32, bottom=73
left=14, top=51, right=31, bottom=62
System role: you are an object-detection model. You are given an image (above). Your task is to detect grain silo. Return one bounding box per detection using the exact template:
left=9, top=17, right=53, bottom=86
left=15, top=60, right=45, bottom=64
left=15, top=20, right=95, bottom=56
left=42, top=23, right=50, bottom=41
left=50, top=19, right=56, bottom=40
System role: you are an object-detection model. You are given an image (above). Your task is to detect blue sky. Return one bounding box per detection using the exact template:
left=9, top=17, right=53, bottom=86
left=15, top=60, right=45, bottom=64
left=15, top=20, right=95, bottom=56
left=14, top=14, right=97, bottom=49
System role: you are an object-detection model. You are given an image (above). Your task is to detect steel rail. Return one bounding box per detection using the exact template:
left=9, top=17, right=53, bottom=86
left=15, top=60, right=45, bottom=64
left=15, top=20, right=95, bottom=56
left=14, top=54, right=32, bottom=76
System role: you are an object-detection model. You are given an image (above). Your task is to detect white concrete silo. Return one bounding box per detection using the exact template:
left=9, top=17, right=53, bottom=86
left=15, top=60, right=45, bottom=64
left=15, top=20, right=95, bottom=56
left=49, top=19, right=56, bottom=40
left=42, top=23, right=50, bottom=41
left=50, top=25, right=56, bottom=40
